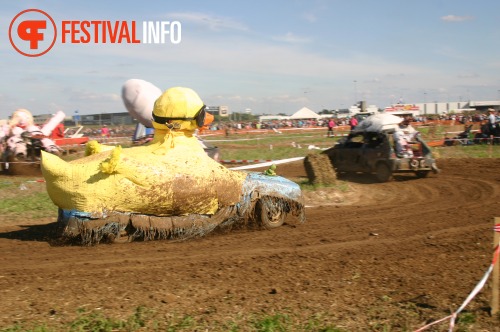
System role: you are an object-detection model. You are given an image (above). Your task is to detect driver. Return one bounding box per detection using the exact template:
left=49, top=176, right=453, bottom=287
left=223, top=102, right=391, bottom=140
left=393, top=117, right=418, bottom=157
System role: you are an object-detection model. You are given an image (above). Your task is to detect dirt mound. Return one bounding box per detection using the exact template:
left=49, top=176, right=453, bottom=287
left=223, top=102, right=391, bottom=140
left=0, top=158, right=499, bottom=331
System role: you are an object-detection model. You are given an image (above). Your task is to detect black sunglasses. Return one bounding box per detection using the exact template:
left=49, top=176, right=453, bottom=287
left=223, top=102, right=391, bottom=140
left=152, top=105, right=206, bottom=128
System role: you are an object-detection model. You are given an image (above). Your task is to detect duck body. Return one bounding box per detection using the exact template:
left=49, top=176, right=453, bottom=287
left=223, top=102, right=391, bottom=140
left=42, top=133, right=246, bottom=217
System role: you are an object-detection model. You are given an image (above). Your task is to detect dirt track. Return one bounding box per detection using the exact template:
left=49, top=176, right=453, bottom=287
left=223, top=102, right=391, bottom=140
left=0, top=158, right=499, bottom=331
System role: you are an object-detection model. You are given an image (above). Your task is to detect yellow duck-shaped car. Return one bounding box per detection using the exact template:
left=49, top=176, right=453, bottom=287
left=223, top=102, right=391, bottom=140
left=41, top=87, right=247, bottom=217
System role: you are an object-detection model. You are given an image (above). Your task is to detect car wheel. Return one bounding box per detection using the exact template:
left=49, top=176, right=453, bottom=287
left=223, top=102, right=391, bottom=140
left=107, top=231, right=131, bottom=243
left=335, top=170, right=348, bottom=178
left=256, top=197, right=285, bottom=229
left=375, top=163, right=393, bottom=182
left=415, top=170, right=430, bottom=178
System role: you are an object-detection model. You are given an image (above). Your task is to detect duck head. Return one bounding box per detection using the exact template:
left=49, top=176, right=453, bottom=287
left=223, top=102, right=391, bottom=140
left=152, top=87, right=207, bottom=133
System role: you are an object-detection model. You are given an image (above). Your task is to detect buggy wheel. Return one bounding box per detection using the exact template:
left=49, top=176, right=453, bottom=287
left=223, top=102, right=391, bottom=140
left=256, top=197, right=285, bottom=229
left=335, top=170, right=349, bottom=179
left=375, top=163, right=393, bottom=182
left=107, top=231, right=131, bottom=243
left=415, top=170, right=430, bottom=178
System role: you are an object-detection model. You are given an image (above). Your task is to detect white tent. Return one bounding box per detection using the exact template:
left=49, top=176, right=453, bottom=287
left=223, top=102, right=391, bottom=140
left=289, top=107, right=320, bottom=119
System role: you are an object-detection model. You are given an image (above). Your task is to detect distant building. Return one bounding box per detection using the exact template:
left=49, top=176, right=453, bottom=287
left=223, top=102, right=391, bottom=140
left=409, top=100, right=499, bottom=115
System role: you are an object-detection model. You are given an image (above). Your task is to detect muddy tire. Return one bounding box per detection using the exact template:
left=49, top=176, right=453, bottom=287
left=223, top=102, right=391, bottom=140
left=256, top=197, right=286, bottom=229
left=107, top=230, right=131, bottom=244
left=415, top=170, right=430, bottom=178
left=375, top=163, right=393, bottom=182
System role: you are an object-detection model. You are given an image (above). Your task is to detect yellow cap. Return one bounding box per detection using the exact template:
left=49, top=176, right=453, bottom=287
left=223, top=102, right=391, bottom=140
left=153, top=87, right=203, bottom=120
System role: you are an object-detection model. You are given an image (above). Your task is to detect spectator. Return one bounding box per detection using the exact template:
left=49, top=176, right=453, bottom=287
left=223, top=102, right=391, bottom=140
left=349, top=117, right=358, bottom=130
left=474, top=121, right=490, bottom=145
left=488, top=109, right=499, bottom=144
left=327, top=118, right=336, bottom=137
left=101, top=124, right=110, bottom=138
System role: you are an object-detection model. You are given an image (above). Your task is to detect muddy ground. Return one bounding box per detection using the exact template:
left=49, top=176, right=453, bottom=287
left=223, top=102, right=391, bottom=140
left=0, top=158, right=499, bottom=331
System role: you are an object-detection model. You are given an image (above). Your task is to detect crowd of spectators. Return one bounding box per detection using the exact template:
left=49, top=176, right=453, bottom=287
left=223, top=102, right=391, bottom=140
left=204, top=111, right=498, bottom=133
left=207, top=118, right=350, bottom=132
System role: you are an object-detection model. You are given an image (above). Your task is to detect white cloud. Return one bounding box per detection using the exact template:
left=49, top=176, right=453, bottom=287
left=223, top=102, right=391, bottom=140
left=167, top=12, right=249, bottom=31
left=441, top=15, right=474, bottom=22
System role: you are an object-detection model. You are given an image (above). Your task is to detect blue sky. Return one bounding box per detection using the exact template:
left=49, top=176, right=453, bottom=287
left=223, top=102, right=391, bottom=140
left=1, top=0, right=500, bottom=119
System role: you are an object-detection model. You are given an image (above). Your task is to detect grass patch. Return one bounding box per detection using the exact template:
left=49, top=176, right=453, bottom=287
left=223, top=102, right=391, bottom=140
left=0, top=192, right=55, bottom=219
left=206, top=132, right=332, bottom=160
left=0, top=305, right=481, bottom=332
left=0, top=177, right=55, bottom=219
left=299, top=179, right=350, bottom=192
left=0, top=307, right=345, bottom=332
left=250, top=313, right=291, bottom=331
left=433, top=144, right=500, bottom=158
